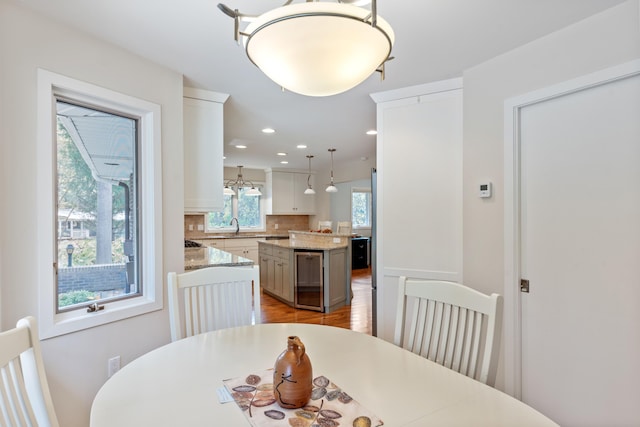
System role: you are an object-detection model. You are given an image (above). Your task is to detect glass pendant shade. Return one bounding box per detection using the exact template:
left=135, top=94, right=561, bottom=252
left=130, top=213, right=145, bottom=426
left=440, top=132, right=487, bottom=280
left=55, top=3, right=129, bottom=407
left=245, top=187, right=262, bottom=196
left=223, top=186, right=235, bottom=196
left=304, top=187, right=316, bottom=195
left=243, top=2, right=394, bottom=97
left=325, top=184, right=338, bottom=193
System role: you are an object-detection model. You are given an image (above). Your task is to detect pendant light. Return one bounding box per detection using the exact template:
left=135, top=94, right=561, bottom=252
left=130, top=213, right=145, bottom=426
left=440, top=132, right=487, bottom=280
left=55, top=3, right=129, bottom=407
left=326, top=148, right=338, bottom=193
left=223, top=166, right=262, bottom=196
left=304, top=155, right=316, bottom=195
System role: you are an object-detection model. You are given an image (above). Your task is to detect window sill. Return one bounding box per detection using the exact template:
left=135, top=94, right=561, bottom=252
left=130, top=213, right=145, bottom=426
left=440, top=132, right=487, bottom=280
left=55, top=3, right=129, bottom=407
left=40, top=295, right=162, bottom=339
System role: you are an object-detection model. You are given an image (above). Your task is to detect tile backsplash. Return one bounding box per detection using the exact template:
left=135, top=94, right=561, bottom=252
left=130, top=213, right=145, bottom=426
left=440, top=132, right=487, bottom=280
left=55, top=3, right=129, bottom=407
left=184, top=214, right=311, bottom=238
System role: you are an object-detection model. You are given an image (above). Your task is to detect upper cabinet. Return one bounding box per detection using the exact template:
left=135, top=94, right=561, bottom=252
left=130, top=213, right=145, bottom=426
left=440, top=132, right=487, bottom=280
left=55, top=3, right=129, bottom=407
left=266, top=170, right=316, bottom=215
left=183, top=88, right=229, bottom=213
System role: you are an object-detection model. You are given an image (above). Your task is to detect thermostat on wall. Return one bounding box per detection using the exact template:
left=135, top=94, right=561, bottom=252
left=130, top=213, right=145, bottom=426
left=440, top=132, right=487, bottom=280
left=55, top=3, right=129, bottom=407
left=479, top=182, right=492, bottom=198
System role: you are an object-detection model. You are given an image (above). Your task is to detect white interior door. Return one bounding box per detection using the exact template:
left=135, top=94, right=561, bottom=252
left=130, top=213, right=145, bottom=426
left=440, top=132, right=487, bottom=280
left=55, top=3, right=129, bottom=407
left=519, top=71, right=640, bottom=426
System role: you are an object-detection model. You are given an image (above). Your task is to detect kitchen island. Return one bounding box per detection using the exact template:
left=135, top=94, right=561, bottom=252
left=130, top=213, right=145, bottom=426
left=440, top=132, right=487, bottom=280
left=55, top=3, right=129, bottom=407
left=184, top=246, right=253, bottom=270
left=258, top=231, right=351, bottom=313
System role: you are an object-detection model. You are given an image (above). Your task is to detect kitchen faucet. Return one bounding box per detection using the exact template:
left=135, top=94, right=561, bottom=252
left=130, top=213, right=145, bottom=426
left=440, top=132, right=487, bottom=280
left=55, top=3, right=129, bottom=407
left=230, top=217, right=239, bottom=234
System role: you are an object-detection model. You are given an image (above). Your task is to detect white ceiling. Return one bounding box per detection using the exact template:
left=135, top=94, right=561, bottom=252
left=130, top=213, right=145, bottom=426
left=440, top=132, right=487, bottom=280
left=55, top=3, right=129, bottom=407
left=14, top=0, right=625, bottom=171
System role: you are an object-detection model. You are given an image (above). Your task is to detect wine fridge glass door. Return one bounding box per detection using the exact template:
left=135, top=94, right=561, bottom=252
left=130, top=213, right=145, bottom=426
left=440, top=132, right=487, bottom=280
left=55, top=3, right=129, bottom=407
left=294, top=251, right=323, bottom=312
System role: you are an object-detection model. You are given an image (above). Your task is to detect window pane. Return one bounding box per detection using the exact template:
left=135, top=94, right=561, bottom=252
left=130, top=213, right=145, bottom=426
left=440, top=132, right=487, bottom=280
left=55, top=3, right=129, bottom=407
left=352, top=191, right=371, bottom=227
left=207, top=188, right=262, bottom=230
left=208, top=195, right=233, bottom=229
left=56, top=101, right=139, bottom=311
left=237, top=187, right=261, bottom=228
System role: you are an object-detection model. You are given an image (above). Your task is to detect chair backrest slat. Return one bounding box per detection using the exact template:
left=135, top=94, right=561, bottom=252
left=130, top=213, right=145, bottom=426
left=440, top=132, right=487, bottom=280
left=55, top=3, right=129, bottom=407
left=168, top=266, right=261, bottom=341
left=2, top=344, right=30, bottom=426
left=0, top=316, right=59, bottom=427
left=394, top=277, right=503, bottom=386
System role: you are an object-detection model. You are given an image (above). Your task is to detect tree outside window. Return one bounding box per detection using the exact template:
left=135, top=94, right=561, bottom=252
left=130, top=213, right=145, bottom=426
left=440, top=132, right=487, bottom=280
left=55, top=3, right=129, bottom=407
left=207, top=187, right=263, bottom=231
left=352, top=188, right=371, bottom=229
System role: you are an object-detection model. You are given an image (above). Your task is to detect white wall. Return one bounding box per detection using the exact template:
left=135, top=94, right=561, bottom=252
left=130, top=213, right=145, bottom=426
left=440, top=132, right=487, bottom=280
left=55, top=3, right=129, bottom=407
left=462, top=0, right=640, bottom=390
left=0, top=3, right=184, bottom=426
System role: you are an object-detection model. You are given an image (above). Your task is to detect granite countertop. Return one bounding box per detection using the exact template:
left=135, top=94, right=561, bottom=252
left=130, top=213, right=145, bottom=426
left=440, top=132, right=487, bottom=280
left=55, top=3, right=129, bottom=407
left=190, top=234, right=289, bottom=240
left=258, top=236, right=348, bottom=250
left=184, top=247, right=253, bottom=270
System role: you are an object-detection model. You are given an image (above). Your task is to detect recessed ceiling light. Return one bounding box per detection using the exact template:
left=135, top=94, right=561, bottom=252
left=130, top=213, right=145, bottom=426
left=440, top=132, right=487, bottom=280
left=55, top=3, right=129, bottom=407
left=262, top=128, right=275, bottom=134
left=280, top=160, right=289, bottom=164
left=366, top=130, right=377, bottom=135
left=277, top=152, right=287, bottom=156
left=235, top=145, right=247, bottom=149
left=297, top=144, right=307, bottom=149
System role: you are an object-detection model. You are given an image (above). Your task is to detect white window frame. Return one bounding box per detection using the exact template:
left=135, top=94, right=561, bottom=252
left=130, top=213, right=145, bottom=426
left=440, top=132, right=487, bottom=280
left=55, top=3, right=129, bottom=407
left=37, top=69, right=163, bottom=339
left=205, top=184, right=266, bottom=233
left=351, top=187, right=372, bottom=230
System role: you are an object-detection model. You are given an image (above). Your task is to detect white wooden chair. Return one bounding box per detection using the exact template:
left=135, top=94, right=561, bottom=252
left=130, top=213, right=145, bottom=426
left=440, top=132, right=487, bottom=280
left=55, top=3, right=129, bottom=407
left=394, top=277, right=503, bottom=386
left=0, top=316, right=59, bottom=427
left=167, top=266, right=261, bottom=342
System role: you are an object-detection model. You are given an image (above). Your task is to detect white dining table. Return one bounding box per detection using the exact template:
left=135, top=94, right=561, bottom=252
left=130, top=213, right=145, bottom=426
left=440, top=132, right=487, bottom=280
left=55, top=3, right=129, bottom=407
left=90, top=323, right=558, bottom=426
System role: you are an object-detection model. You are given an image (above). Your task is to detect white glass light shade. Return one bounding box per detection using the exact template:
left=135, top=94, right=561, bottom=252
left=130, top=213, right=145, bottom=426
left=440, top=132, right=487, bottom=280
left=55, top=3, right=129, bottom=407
left=243, top=3, right=394, bottom=97
left=245, top=187, right=262, bottom=196
left=325, top=184, right=338, bottom=193
left=223, top=186, right=235, bottom=196
left=304, top=187, right=316, bottom=195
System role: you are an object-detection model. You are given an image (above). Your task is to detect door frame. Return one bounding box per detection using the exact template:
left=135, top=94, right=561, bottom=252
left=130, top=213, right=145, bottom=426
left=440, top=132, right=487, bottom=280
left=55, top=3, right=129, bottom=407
left=502, top=59, right=640, bottom=399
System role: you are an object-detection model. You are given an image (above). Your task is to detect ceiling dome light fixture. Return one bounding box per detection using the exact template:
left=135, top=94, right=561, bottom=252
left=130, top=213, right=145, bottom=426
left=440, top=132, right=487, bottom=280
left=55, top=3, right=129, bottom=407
left=304, top=155, right=316, bottom=195
left=326, top=148, right=338, bottom=193
left=218, top=0, right=395, bottom=97
left=224, top=165, right=262, bottom=196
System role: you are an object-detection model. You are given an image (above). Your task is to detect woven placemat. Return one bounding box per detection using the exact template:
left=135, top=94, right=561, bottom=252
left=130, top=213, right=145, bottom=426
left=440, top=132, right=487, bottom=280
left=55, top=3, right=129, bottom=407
left=223, top=368, right=383, bottom=426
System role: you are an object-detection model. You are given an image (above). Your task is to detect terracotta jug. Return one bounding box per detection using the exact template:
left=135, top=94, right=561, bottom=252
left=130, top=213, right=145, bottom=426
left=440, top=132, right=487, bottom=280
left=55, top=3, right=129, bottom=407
left=273, top=335, right=312, bottom=409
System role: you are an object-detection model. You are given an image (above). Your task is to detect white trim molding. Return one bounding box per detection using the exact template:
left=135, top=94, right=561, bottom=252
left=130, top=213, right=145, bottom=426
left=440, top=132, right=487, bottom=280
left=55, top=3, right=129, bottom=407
left=37, top=69, right=164, bottom=339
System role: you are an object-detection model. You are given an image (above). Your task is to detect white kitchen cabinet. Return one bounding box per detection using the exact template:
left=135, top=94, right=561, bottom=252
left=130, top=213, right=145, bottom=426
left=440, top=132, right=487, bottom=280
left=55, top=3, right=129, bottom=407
left=266, top=170, right=316, bottom=214
left=224, top=238, right=259, bottom=263
left=183, top=88, right=229, bottom=213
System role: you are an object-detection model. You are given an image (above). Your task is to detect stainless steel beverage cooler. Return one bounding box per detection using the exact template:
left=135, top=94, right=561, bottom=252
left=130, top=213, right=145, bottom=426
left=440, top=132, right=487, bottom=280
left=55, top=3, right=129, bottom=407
left=294, top=251, right=323, bottom=311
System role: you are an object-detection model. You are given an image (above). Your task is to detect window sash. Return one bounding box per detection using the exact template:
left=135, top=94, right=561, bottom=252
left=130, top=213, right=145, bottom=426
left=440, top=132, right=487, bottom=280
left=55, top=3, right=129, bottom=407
left=55, top=99, right=142, bottom=313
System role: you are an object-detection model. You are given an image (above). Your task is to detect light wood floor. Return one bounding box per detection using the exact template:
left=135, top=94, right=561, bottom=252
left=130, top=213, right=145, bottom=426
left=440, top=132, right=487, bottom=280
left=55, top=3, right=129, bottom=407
left=260, top=267, right=373, bottom=335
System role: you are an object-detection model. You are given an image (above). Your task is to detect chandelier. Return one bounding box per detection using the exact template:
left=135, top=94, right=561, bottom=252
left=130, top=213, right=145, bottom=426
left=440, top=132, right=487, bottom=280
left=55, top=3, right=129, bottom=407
left=218, top=0, right=395, bottom=97
left=223, top=166, right=262, bottom=196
